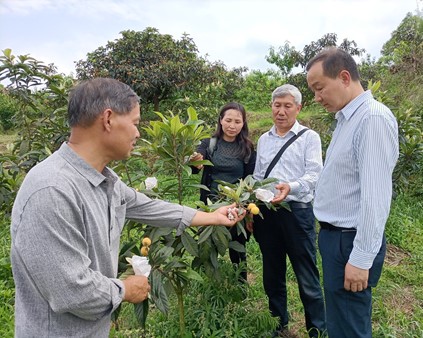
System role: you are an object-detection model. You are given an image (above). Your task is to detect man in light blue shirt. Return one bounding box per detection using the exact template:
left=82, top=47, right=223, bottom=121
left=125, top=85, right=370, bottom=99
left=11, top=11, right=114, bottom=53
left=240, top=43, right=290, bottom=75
left=250, top=84, right=326, bottom=337
left=306, top=48, right=399, bottom=337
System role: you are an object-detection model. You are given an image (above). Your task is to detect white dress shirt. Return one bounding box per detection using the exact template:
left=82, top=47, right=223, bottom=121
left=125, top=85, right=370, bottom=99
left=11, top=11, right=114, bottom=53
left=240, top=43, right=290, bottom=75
left=254, top=121, right=322, bottom=203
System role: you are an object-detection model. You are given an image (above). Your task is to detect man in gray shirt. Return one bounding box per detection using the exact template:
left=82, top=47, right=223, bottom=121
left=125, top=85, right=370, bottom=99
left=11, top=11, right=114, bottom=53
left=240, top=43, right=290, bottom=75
left=11, top=78, right=245, bottom=337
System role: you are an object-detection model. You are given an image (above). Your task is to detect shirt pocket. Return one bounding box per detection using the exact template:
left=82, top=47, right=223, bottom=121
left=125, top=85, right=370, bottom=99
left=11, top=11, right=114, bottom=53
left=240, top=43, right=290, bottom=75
left=110, top=204, right=127, bottom=248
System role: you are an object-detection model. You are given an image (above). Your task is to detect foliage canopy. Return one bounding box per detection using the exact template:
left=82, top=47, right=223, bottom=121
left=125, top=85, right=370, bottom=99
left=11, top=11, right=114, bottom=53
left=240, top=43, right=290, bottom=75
left=75, top=27, right=247, bottom=116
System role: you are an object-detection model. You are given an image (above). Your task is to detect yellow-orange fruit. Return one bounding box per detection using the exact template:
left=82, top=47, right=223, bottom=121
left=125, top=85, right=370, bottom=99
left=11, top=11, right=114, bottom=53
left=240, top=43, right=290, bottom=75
left=142, top=237, right=152, bottom=247
left=141, top=246, right=149, bottom=256
left=250, top=206, right=260, bottom=215
left=247, top=203, right=257, bottom=211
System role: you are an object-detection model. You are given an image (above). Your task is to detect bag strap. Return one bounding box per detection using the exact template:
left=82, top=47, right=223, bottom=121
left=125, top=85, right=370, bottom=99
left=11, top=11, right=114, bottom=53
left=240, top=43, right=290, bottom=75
left=208, top=137, right=217, bottom=157
left=263, top=128, right=309, bottom=179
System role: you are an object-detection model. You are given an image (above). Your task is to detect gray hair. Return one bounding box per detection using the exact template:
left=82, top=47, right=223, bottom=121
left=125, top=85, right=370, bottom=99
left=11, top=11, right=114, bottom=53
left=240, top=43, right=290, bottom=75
left=68, top=78, right=140, bottom=127
left=271, top=84, right=302, bottom=105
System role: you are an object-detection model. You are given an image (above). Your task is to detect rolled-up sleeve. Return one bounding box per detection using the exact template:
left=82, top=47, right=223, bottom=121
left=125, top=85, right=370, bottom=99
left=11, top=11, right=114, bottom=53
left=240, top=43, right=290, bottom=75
left=122, top=183, right=197, bottom=235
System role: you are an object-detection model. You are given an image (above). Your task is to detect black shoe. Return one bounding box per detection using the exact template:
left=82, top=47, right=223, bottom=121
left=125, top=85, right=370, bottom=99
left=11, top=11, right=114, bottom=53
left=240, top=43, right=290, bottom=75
left=271, top=330, right=281, bottom=338
left=272, top=328, right=297, bottom=338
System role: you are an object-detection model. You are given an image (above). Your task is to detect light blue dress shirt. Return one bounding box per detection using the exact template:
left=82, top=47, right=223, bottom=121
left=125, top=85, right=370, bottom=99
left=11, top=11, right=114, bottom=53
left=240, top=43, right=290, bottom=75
left=314, top=90, right=399, bottom=269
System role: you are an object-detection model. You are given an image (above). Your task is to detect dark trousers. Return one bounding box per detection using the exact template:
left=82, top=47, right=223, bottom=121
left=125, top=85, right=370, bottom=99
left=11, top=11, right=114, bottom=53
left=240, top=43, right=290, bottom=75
left=319, top=228, right=386, bottom=338
left=254, top=206, right=326, bottom=337
left=228, top=225, right=250, bottom=282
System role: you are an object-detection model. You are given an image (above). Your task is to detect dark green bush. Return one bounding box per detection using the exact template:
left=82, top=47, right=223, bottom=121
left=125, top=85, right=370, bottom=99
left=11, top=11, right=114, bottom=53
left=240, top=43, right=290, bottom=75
left=0, top=91, right=17, bottom=131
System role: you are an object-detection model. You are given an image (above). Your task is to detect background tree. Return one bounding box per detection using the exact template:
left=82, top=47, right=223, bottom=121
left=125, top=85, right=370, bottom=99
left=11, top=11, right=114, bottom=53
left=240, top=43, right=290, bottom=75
left=75, top=27, right=246, bottom=118
left=0, top=88, right=18, bottom=131
left=381, top=12, right=423, bottom=75
left=0, top=49, right=71, bottom=157
left=0, top=49, right=72, bottom=213
left=76, top=28, right=203, bottom=112
left=265, top=33, right=365, bottom=105
left=233, top=69, right=285, bottom=112
left=377, top=12, right=423, bottom=195
left=169, top=60, right=247, bottom=126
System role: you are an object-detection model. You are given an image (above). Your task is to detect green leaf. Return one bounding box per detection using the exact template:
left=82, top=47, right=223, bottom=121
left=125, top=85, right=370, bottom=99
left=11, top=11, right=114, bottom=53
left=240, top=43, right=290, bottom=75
left=239, top=192, right=251, bottom=202
left=149, top=226, right=174, bottom=243
left=210, top=247, right=218, bottom=269
left=119, top=240, right=138, bottom=257
left=212, top=226, right=230, bottom=256
left=134, top=299, right=149, bottom=328
left=181, top=231, right=199, bottom=257
left=198, top=226, right=213, bottom=244
left=257, top=177, right=279, bottom=187
left=164, top=259, right=188, bottom=270
left=228, top=240, right=246, bottom=253
left=176, top=268, right=204, bottom=282
left=150, top=270, right=169, bottom=315
left=187, top=106, right=198, bottom=120
left=150, top=246, right=174, bottom=266
left=119, top=267, right=135, bottom=280
left=3, top=48, right=12, bottom=58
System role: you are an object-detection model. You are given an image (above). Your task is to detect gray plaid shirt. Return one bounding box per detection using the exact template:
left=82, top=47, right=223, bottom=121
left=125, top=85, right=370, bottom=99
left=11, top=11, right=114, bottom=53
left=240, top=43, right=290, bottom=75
left=11, top=142, right=196, bottom=337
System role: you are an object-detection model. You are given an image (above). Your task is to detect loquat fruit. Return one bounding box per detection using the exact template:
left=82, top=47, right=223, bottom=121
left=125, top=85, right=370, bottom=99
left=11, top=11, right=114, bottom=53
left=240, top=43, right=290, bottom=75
left=247, top=203, right=256, bottom=211
left=142, top=237, right=152, bottom=247
left=250, top=206, right=260, bottom=215
left=140, top=246, right=149, bottom=256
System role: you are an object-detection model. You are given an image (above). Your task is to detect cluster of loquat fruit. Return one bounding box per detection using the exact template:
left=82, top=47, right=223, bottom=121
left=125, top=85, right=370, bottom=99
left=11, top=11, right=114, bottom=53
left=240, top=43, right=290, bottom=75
left=140, top=237, right=152, bottom=256
left=246, top=202, right=260, bottom=215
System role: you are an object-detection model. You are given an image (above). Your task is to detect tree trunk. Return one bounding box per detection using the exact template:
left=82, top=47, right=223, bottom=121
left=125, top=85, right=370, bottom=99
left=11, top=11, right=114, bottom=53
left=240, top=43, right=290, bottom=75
left=153, top=95, right=160, bottom=112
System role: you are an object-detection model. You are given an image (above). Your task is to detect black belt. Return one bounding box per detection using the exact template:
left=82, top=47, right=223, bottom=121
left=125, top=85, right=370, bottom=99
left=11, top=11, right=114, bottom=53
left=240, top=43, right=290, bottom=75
left=319, top=221, right=356, bottom=232
left=288, top=201, right=312, bottom=209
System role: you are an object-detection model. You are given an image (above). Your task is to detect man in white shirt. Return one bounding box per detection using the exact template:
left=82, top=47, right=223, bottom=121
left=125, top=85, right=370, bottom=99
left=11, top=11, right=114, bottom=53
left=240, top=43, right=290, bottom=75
left=250, top=84, right=326, bottom=337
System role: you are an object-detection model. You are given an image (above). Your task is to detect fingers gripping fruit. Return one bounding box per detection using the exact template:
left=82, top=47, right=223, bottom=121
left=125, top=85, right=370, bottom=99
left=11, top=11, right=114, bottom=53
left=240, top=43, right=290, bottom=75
left=141, top=237, right=152, bottom=256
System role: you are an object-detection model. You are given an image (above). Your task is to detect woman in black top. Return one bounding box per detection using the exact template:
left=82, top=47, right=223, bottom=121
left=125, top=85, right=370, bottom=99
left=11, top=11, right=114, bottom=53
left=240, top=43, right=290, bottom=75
left=192, top=102, right=256, bottom=283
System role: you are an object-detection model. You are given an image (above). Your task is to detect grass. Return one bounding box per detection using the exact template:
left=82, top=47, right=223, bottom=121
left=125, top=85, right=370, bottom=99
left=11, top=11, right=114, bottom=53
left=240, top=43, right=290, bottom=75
left=0, top=133, right=16, bottom=154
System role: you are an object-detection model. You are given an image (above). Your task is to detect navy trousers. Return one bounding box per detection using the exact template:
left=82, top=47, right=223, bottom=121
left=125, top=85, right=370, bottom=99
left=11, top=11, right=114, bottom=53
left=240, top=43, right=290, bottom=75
left=254, top=206, right=326, bottom=337
left=319, top=228, right=386, bottom=338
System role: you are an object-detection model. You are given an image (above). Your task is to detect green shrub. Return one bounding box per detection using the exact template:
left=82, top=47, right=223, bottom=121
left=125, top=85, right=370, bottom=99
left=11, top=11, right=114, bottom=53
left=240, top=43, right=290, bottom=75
left=137, top=260, right=278, bottom=338
left=0, top=214, right=14, bottom=338
left=0, top=91, right=17, bottom=131
left=234, top=69, right=285, bottom=112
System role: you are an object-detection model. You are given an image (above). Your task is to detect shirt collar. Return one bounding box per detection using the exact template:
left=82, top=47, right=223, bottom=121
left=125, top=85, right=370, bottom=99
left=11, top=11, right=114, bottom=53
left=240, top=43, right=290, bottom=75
left=269, top=120, right=301, bottom=137
left=337, top=90, right=373, bottom=121
left=58, top=142, right=115, bottom=187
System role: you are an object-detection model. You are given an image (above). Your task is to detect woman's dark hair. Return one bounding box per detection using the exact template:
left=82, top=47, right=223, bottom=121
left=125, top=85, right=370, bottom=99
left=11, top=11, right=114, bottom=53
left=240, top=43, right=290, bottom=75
left=213, top=102, right=253, bottom=159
